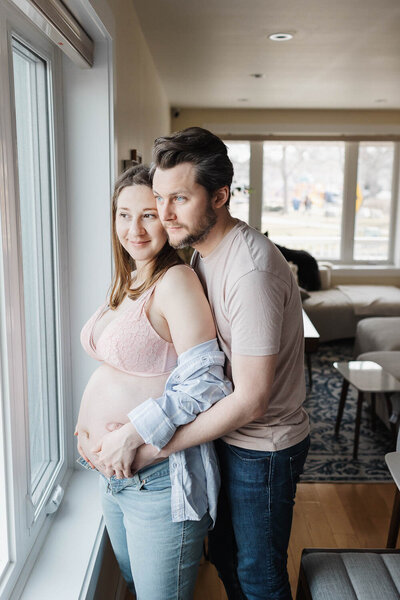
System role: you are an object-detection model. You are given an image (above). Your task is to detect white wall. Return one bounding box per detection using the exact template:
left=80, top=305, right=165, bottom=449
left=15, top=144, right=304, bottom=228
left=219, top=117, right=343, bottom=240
left=110, top=0, right=170, bottom=168
left=63, top=0, right=170, bottom=436
left=62, top=13, right=114, bottom=441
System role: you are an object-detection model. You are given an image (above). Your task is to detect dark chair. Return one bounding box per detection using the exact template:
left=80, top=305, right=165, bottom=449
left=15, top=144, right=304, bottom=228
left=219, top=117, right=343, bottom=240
left=296, top=548, right=400, bottom=599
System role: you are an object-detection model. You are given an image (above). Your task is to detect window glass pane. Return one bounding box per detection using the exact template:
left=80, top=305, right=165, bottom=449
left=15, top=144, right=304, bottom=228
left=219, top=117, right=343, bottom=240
left=12, top=38, right=59, bottom=504
left=262, top=142, right=345, bottom=259
left=354, top=142, right=394, bottom=261
left=225, top=141, right=250, bottom=222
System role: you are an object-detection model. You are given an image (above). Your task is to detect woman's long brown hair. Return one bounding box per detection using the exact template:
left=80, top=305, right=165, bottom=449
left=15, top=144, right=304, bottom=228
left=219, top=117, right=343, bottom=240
left=109, top=164, right=183, bottom=309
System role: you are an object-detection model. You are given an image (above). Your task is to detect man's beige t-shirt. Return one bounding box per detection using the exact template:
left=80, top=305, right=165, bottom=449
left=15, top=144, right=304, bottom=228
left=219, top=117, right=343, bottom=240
left=193, top=220, right=309, bottom=451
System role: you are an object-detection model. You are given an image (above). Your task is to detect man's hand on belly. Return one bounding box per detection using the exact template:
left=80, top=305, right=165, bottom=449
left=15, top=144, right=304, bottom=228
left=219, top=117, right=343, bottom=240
left=131, top=443, right=163, bottom=474
left=91, top=422, right=145, bottom=479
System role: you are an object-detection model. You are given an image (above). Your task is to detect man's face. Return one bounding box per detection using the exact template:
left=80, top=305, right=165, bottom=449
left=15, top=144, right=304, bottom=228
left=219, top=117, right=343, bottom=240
left=152, top=162, right=217, bottom=249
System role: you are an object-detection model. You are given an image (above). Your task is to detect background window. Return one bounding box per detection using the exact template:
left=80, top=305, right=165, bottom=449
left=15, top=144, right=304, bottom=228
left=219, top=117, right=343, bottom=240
left=354, top=142, right=395, bottom=261
left=262, top=141, right=345, bottom=259
left=225, top=141, right=250, bottom=222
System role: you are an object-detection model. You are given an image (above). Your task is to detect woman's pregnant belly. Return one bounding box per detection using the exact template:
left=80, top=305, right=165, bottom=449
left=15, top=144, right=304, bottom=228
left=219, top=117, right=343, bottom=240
left=77, top=364, right=169, bottom=471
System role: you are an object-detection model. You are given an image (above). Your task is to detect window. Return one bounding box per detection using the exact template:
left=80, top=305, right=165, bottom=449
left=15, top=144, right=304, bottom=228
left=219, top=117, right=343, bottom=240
left=354, top=143, right=395, bottom=261
left=262, top=141, right=345, bottom=259
left=224, top=138, right=399, bottom=264
left=0, top=6, right=68, bottom=597
left=225, top=141, right=250, bottom=222
left=12, top=37, right=61, bottom=508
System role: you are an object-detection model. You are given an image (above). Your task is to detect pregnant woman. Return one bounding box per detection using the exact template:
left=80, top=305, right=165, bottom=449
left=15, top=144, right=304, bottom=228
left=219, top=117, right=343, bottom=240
left=75, top=164, right=231, bottom=599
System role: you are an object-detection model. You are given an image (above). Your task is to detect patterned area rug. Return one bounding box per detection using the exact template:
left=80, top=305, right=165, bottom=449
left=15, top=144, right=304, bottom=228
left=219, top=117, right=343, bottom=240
left=302, top=340, right=395, bottom=482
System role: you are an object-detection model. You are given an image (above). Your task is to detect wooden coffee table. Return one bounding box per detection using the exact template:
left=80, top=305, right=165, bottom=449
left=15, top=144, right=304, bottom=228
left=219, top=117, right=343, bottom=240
left=334, top=360, right=400, bottom=459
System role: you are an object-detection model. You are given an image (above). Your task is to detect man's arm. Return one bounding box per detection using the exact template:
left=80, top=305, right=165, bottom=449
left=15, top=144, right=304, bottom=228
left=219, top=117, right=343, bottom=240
left=128, top=339, right=231, bottom=449
left=132, top=353, right=277, bottom=471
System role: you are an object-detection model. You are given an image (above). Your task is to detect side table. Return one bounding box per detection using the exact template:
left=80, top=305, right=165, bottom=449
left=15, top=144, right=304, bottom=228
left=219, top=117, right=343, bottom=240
left=334, top=360, right=400, bottom=459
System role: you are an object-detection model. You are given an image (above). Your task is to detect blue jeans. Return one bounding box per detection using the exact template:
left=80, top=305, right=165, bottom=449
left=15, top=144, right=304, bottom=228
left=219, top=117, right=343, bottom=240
left=79, top=458, right=211, bottom=599
left=209, top=435, right=310, bottom=600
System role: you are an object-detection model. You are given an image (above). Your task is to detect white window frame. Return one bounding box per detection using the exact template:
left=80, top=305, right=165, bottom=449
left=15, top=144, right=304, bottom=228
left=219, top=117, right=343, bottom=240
left=227, top=137, right=400, bottom=266
left=341, top=141, right=358, bottom=263
left=0, top=2, right=72, bottom=598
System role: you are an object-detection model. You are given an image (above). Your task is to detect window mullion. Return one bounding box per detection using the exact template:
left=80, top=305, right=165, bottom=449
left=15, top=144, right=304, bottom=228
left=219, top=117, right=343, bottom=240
left=389, top=142, right=399, bottom=264
left=249, top=141, right=263, bottom=230
left=341, top=142, right=359, bottom=263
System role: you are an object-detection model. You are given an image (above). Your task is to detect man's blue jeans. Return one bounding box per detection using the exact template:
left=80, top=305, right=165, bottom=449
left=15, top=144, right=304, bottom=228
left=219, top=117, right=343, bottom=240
left=209, top=435, right=310, bottom=600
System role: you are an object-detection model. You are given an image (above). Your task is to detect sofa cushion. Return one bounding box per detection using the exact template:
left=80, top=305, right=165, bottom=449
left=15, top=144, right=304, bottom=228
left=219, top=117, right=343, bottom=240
left=337, top=285, right=400, bottom=316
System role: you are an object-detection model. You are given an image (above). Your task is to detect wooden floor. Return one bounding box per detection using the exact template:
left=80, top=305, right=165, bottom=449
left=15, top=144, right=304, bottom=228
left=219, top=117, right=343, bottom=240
left=193, top=482, right=399, bottom=599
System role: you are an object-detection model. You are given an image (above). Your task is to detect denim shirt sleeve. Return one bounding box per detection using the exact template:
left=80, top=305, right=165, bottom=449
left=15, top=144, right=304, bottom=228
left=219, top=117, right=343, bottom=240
left=128, top=338, right=232, bottom=449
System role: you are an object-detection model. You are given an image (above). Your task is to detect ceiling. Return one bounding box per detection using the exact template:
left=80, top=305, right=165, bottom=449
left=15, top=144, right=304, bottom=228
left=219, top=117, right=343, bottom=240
left=132, top=0, right=400, bottom=110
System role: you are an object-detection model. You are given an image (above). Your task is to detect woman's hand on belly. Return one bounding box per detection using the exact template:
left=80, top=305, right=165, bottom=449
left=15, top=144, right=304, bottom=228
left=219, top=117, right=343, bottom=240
left=74, top=424, right=96, bottom=469
left=91, top=422, right=145, bottom=479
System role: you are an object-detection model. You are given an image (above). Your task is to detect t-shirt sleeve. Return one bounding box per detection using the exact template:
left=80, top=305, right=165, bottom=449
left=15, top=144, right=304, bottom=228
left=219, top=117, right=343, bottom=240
left=227, top=269, right=288, bottom=356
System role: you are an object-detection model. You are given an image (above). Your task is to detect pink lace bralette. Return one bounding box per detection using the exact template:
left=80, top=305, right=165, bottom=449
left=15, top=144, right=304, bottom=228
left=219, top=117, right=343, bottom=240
left=80, top=284, right=177, bottom=376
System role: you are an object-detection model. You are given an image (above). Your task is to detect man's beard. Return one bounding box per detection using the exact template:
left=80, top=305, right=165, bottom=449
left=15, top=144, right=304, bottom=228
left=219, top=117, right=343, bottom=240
left=168, top=201, right=217, bottom=249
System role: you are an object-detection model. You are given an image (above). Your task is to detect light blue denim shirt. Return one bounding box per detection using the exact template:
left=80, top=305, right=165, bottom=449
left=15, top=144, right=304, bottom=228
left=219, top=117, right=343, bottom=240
left=129, top=338, right=232, bottom=525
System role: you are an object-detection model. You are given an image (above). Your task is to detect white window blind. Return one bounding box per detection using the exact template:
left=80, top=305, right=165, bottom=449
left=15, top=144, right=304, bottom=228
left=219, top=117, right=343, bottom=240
left=11, top=0, right=93, bottom=67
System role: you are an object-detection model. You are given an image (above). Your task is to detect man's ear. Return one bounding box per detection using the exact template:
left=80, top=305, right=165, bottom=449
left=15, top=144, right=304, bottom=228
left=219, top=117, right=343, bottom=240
left=213, top=186, right=230, bottom=208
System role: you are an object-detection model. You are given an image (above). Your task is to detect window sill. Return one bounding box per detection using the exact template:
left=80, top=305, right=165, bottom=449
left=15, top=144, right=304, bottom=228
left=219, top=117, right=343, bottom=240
left=331, top=265, right=400, bottom=276
left=18, top=470, right=105, bottom=600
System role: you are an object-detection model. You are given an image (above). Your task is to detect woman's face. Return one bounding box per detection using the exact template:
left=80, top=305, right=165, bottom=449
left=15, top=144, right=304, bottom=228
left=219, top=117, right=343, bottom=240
left=116, top=185, right=168, bottom=267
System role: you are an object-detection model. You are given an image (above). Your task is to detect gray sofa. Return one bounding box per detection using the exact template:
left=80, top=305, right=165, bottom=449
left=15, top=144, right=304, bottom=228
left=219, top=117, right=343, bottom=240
left=303, top=285, right=400, bottom=342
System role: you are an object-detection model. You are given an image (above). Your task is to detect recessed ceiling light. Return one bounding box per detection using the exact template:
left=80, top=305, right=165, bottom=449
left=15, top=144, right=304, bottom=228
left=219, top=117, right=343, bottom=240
left=268, top=32, right=293, bottom=41
left=250, top=73, right=264, bottom=79
left=375, top=98, right=387, bottom=103
left=238, top=98, right=249, bottom=102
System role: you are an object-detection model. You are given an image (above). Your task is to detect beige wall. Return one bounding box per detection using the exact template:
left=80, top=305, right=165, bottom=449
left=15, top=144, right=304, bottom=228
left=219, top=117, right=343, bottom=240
left=109, top=0, right=170, bottom=168
left=171, top=108, right=400, bottom=136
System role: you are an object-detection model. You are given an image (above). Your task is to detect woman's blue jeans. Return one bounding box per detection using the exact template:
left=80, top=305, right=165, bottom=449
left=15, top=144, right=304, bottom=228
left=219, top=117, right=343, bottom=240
left=208, top=435, right=310, bottom=600
left=98, top=459, right=211, bottom=599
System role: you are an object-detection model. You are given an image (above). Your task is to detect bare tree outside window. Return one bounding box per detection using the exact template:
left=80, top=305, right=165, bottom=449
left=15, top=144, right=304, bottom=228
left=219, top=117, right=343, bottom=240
left=262, top=142, right=345, bottom=259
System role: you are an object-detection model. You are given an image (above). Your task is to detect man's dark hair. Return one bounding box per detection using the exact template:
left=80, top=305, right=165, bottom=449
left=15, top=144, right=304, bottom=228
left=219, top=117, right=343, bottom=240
left=151, top=127, right=234, bottom=208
